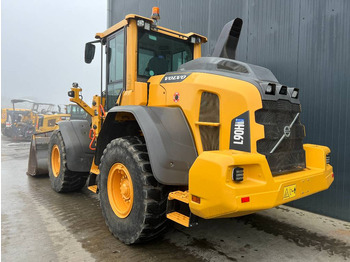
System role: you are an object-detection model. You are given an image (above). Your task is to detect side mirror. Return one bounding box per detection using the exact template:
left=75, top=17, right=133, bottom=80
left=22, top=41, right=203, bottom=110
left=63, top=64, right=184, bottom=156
left=85, top=43, right=96, bottom=64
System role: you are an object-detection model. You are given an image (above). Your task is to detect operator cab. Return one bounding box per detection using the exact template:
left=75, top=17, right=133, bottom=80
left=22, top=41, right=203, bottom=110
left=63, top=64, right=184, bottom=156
left=85, top=12, right=206, bottom=110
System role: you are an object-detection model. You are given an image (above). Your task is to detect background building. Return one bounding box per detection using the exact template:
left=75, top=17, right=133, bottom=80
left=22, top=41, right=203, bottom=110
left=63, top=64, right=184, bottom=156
left=107, top=0, right=350, bottom=222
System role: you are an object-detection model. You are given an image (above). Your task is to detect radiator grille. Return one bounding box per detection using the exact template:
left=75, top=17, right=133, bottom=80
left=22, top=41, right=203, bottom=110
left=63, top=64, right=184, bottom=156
left=255, top=100, right=306, bottom=175
left=199, top=92, right=220, bottom=151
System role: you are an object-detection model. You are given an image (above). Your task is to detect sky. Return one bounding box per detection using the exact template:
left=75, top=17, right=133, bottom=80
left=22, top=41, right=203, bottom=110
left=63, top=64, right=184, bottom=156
left=1, top=0, right=107, bottom=108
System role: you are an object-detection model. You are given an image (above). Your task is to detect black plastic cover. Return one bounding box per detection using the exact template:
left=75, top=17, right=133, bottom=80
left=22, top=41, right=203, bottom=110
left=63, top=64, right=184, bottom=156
left=58, top=120, right=94, bottom=172
left=97, top=106, right=198, bottom=185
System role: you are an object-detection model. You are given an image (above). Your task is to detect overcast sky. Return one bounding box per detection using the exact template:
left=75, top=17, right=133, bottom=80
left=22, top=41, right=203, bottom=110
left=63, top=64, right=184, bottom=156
left=1, top=0, right=107, bottom=108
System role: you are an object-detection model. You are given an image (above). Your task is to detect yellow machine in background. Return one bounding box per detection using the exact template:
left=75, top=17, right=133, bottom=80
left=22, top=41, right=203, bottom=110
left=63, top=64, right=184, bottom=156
left=2, top=107, right=32, bottom=135
left=35, top=114, right=70, bottom=133
left=28, top=8, right=333, bottom=245
left=2, top=99, right=69, bottom=140
left=65, top=104, right=89, bottom=120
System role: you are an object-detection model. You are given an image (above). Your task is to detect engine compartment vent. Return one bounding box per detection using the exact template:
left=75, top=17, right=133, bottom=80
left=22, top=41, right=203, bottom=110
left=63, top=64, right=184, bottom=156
left=198, top=92, right=220, bottom=151
left=255, top=100, right=306, bottom=175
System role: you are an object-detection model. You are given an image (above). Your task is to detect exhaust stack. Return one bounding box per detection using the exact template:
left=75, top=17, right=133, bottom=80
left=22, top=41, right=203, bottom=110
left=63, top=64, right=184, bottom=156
left=212, top=18, right=243, bottom=60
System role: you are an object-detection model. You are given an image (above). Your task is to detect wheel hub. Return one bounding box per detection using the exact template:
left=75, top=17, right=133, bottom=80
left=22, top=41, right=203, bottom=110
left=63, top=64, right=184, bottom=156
left=51, top=145, right=60, bottom=177
left=107, top=163, right=134, bottom=218
left=120, top=176, right=131, bottom=201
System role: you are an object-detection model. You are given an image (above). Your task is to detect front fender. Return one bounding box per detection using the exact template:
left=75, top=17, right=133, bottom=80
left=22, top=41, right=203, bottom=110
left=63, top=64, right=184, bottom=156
left=58, top=120, right=94, bottom=172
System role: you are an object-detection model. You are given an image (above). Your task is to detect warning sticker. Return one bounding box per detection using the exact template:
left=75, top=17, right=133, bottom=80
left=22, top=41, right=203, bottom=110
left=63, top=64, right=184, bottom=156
left=283, top=185, right=296, bottom=200
left=173, top=92, right=180, bottom=103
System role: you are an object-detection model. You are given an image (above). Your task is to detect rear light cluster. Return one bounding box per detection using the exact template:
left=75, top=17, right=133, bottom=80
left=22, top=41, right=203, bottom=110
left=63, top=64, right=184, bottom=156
left=232, top=167, right=244, bottom=182
left=265, top=84, right=276, bottom=95
left=265, top=84, right=299, bottom=99
left=232, top=167, right=251, bottom=204
left=279, top=86, right=288, bottom=95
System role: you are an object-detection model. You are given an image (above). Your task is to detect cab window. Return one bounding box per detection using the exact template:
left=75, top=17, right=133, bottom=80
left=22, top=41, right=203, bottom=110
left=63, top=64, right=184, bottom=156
left=106, top=29, right=125, bottom=110
left=137, top=29, right=193, bottom=81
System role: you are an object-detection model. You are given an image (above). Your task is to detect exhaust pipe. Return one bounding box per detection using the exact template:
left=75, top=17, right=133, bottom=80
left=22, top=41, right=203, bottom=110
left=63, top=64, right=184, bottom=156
left=212, top=18, right=243, bottom=60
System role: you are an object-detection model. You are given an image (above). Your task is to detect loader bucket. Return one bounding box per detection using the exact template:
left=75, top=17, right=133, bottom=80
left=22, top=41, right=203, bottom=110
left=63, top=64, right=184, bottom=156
left=27, top=132, right=53, bottom=176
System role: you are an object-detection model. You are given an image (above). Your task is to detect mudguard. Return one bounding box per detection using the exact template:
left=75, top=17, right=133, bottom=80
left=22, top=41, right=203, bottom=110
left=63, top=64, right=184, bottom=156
left=58, top=120, right=94, bottom=172
left=96, top=106, right=198, bottom=185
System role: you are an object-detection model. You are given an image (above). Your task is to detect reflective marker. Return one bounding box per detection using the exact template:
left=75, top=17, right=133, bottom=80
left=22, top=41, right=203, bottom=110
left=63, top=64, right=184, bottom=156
left=241, top=196, right=250, bottom=203
left=192, top=195, right=201, bottom=204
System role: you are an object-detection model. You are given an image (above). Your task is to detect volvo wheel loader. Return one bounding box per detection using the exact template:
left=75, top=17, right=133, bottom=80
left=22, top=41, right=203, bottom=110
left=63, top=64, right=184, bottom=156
left=27, top=9, right=333, bottom=244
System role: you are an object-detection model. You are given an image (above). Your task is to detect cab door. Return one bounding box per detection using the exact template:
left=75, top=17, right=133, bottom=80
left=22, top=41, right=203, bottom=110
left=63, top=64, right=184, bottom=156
left=106, top=28, right=125, bottom=110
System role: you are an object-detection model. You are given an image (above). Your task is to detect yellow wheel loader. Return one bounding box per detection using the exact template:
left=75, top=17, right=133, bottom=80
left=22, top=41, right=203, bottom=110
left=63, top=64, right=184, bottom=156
left=2, top=99, right=69, bottom=140
left=65, top=104, right=89, bottom=120
left=2, top=99, right=35, bottom=137
left=2, top=108, right=32, bottom=137
left=27, top=9, right=333, bottom=244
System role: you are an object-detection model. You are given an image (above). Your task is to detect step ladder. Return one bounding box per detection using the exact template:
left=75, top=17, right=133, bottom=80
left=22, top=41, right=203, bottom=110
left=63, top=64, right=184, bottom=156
left=87, top=173, right=99, bottom=193
left=166, top=191, right=198, bottom=227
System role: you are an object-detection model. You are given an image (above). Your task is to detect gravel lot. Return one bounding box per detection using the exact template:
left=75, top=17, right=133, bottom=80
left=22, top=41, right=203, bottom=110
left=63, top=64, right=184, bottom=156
left=2, top=138, right=350, bottom=261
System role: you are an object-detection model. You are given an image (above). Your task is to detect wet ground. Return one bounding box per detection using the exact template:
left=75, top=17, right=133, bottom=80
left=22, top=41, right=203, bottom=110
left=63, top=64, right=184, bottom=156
left=1, top=137, right=350, bottom=261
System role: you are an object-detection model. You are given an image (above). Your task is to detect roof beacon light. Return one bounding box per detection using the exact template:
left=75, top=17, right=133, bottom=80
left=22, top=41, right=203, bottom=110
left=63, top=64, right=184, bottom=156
left=151, top=7, right=160, bottom=25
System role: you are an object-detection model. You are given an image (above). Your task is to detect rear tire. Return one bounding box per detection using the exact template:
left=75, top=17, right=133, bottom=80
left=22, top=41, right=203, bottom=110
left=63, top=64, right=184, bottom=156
left=48, top=130, right=88, bottom=192
left=99, top=136, right=168, bottom=244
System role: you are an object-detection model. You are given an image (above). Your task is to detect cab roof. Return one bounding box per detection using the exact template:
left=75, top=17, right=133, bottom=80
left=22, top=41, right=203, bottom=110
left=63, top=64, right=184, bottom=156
left=11, top=99, right=35, bottom=104
left=95, top=14, right=207, bottom=43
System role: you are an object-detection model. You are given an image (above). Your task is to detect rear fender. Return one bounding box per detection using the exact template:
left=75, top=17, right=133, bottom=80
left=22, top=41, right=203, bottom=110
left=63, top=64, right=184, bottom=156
left=96, top=106, right=197, bottom=185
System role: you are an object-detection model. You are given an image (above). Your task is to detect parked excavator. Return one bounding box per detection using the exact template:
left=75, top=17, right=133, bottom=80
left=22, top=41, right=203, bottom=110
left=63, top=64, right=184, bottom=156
left=27, top=8, right=333, bottom=244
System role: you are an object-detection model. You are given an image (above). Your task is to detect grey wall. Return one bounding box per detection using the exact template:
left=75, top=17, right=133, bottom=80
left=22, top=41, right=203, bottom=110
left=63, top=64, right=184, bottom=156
left=108, top=0, right=350, bottom=222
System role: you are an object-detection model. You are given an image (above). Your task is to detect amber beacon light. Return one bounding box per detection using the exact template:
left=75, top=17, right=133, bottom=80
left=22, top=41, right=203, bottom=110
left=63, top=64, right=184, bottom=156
left=151, top=6, right=160, bottom=23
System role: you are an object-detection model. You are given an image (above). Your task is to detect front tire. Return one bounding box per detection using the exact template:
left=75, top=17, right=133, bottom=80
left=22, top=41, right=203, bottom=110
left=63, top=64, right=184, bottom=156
left=48, top=130, right=88, bottom=192
left=99, top=136, right=168, bottom=244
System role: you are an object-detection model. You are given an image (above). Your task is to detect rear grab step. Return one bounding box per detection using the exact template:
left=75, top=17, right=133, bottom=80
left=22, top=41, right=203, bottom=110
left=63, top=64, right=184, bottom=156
left=166, top=191, right=198, bottom=227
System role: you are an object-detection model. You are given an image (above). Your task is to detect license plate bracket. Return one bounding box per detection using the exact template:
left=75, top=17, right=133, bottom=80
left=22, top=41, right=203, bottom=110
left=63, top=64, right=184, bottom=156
left=283, top=184, right=296, bottom=200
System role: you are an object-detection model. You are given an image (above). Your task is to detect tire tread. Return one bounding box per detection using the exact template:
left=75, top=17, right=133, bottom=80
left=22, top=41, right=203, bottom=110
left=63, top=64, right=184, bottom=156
left=99, top=136, right=169, bottom=244
left=48, top=130, right=88, bottom=193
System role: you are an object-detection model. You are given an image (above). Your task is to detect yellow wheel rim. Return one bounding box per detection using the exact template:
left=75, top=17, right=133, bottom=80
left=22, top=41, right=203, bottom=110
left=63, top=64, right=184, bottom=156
left=51, top=145, right=60, bottom=177
left=107, top=163, right=134, bottom=218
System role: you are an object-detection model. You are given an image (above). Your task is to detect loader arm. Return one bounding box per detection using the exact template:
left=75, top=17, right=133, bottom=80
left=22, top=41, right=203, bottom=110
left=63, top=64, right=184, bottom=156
left=68, top=86, right=94, bottom=117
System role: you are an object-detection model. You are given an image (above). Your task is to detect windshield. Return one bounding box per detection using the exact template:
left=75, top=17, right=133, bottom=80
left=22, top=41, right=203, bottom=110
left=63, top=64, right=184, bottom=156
left=137, top=29, right=193, bottom=80
left=32, top=104, right=55, bottom=114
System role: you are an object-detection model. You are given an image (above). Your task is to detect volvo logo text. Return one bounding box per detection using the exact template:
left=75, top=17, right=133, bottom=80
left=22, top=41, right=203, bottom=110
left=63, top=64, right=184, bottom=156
left=270, top=113, right=300, bottom=154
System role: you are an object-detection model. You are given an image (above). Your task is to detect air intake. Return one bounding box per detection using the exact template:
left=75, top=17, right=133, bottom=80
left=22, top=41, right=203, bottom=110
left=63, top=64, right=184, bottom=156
left=198, top=92, right=220, bottom=151
left=255, top=100, right=306, bottom=175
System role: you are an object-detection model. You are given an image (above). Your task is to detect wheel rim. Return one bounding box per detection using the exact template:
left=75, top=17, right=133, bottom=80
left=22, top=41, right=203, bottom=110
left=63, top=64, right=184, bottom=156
left=51, top=145, right=60, bottom=177
left=107, top=163, right=134, bottom=218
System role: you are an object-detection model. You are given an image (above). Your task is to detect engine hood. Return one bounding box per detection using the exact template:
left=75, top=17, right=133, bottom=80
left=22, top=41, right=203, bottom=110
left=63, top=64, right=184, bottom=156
left=177, top=57, right=300, bottom=104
